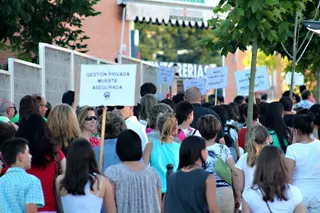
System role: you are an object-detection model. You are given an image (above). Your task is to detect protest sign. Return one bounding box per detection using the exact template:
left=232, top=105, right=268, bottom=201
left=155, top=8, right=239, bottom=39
left=79, top=64, right=137, bottom=106
left=285, top=72, right=304, bottom=86
left=234, top=66, right=270, bottom=96
left=183, top=78, right=207, bottom=95
left=206, top=66, right=228, bottom=89
left=157, top=66, right=175, bottom=85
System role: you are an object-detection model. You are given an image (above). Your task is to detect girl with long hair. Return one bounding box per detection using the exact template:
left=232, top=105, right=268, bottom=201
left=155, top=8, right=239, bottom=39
left=56, top=138, right=116, bottom=213
left=48, top=104, right=81, bottom=155
left=164, top=136, right=220, bottom=213
left=143, top=112, right=180, bottom=194
left=243, top=146, right=305, bottom=213
left=17, top=113, right=66, bottom=213
left=265, top=102, right=293, bottom=153
left=285, top=112, right=320, bottom=212
left=234, top=125, right=272, bottom=210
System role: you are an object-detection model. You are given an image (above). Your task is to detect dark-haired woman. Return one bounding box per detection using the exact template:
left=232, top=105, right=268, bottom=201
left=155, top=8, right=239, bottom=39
left=105, top=130, right=161, bottom=213
left=285, top=112, right=320, bottom=212
left=310, top=104, right=320, bottom=139
left=164, top=136, right=220, bottom=213
left=243, top=146, right=305, bottom=213
left=265, top=102, right=293, bottom=153
left=16, top=113, right=66, bottom=213
left=56, top=138, right=116, bottom=213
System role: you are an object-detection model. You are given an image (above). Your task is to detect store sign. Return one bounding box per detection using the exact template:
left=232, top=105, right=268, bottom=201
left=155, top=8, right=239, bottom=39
left=148, top=61, right=213, bottom=79
left=169, top=8, right=204, bottom=22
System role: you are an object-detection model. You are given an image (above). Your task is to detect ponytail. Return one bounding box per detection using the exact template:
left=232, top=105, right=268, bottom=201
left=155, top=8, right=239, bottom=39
left=156, top=113, right=177, bottom=143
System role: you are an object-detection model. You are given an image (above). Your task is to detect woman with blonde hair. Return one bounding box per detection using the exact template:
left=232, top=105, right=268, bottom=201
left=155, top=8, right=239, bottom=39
left=143, top=112, right=180, bottom=195
left=234, top=125, right=272, bottom=211
left=48, top=104, right=81, bottom=155
left=76, top=106, right=99, bottom=147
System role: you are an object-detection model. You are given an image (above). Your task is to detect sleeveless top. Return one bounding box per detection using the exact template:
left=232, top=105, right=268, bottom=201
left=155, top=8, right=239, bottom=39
left=150, top=140, right=180, bottom=193
left=61, top=176, right=104, bottom=213
left=164, top=169, right=210, bottom=213
left=269, top=130, right=289, bottom=153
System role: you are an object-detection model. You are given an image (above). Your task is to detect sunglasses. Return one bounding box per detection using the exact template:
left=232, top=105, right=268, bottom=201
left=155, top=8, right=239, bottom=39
left=107, top=106, right=124, bottom=111
left=85, top=116, right=97, bottom=121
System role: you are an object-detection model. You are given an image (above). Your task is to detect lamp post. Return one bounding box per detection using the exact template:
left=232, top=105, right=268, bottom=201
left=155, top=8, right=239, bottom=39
left=302, top=20, right=320, bottom=103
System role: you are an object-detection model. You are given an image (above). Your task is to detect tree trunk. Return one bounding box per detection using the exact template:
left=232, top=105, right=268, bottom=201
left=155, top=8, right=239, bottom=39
left=245, top=39, right=258, bottom=152
left=317, top=69, right=320, bottom=104
left=289, top=13, right=299, bottom=99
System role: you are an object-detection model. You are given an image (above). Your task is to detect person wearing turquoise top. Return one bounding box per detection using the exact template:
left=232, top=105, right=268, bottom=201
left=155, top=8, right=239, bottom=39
left=265, top=102, right=293, bottom=153
left=143, top=113, right=181, bottom=194
left=11, top=114, right=47, bottom=123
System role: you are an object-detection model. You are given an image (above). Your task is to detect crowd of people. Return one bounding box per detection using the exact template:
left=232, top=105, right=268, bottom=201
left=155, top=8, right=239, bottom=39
left=0, top=82, right=320, bottom=213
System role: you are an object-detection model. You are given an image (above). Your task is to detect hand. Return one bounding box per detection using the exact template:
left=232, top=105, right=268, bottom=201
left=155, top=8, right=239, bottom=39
left=235, top=196, right=241, bottom=210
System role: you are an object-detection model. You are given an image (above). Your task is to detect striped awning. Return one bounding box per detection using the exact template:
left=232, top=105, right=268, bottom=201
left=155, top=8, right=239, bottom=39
left=125, top=0, right=219, bottom=28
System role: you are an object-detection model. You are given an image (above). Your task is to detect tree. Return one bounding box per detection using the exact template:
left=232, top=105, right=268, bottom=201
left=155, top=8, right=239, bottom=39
left=1, top=0, right=100, bottom=62
left=205, top=0, right=307, bottom=151
left=135, top=23, right=222, bottom=65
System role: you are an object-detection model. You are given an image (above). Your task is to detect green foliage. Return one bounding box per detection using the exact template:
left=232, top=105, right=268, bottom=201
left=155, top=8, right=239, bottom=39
left=0, top=0, right=100, bottom=62
left=135, top=23, right=222, bottom=65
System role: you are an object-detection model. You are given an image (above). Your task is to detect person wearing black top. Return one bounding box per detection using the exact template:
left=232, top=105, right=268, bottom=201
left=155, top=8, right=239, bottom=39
left=279, top=97, right=295, bottom=128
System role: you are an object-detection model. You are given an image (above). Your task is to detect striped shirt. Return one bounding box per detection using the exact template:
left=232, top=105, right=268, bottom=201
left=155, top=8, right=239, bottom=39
left=0, top=167, right=44, bottom=213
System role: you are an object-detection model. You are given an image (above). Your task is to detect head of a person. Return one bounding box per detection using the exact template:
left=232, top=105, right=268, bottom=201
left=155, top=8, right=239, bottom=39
left=295, top=108, right=310, bottom=116
left=261, top=94, right=268, bottom=101
left=229, top=102, right=240, bottom=120
left=282, top=90, right=297, bottom=104
left=197, top=115, right=221, bottom=141
left=178, top=136, right=207, bottom=170
left=62, top=90, right=75, bottom=107
left=1, top=138, right=31, bottom=169
left=140, top=83, right=157, bottom=97
left=185, top=87, right=202, bottom=104
left=247, top=125, right=271, bottom=167
left=0, top=122, right=16, bottom=149
left=32, top=94, right=47, bottom=117
left=294, top=94, right=300, bottom=104
left=19, top=95, right=40, bottom=122
left=99, top=111, right=126, bottom=139
left=140, top=94, right=158, bottom=120
left=157, top=113, right=178, bottom=142
left=160, top=99, right=176, bottom=112
left=243, top=104, right=260, bottom=122
left=252, top=146, right=288, bottom=202
left=218, top=96, right=225, bottom=105
left=47, top=104, right=81, bottom=149
left=310, top=104, right=320, bottom=126
left=114, top=105, right=134, bottom=120
left=148, top=103, right=174, bottom=130
left=258, top=102, right=268, bottom=116
left=202, top=102, right=213, bottom=109
left=0, top=99, right=15, bottom=119
left=238, top=103, right=247, bottom=123
left=133, top=103, right=142, bottom=121
left=63, top=138, right=100, bottom=195
left=293, top=112, right=315, bottom=141
left=211, top=105, right=227, bottom=126
left=279, top=97, right=293, bottom=112
left=175, top=101, right=194, bottom=125
left=172, top=93, right=185, bottom=104
left=234, top=96, right=245, bottom=105
left=208, top=94, right=215, bottom=104
left=221, top=104, right=236, bottom=121
left=76, top=106, right=97, bottom=134
left=16, top=113, right=55, bottom=168
left=301, top=90, right=313, bottom=101
left=299, top=85, right=307, bottom=94
left=116, top=130, right=142, bottom=162
left=45, top=102, right=52, bottom=118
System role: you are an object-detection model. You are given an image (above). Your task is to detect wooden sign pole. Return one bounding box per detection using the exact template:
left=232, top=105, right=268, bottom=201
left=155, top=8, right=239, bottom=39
left=99, top=106, right=107, bottom=173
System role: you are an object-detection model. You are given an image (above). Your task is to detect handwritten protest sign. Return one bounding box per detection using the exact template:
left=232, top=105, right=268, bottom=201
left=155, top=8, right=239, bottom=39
left=79, top=64, right=137, bottom=106
left=206, top=66, right=228, bottom=89
left=285, top=72, right=304, bottom=86
left=183, top=78, right=207, bottom=95
left=234, top=66, right=270, bottom=96
left=157, top=66, right=175, bottom=85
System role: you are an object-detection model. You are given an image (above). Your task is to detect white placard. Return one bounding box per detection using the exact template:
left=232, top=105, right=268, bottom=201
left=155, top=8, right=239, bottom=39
left=183, top=78, right=207, bottom=95
left=206, top=66, right=228, bottom=89
left=157, top=66, right=175, bottom=85
left=234, top=66, right=270, bottom=96
left=79, top=64, right=137, bottom=106
left=285, top=72, right=304, bottom=86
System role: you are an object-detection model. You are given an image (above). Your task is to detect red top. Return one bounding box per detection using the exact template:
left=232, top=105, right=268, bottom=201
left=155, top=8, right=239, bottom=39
left=89, top=137, right=100, bottom=147
left=238, top=128, right=247, bottom=149
left=27, top=149, right=65, bottom=211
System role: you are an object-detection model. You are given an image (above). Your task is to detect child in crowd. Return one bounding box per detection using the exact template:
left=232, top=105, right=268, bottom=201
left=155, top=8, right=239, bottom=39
left=0, top=138, right=44, bottom=213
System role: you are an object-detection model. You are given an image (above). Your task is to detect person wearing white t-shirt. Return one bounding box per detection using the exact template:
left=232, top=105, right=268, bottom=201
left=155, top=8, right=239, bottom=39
left=235, top=125, right=272, bottom=211
left=115, top=106, right=148, bottom=150
left=285, top=112, right=320, bottom=212
left=243, top=146, right=305, bottom=213
left=176, top=101, right=201, bottom=141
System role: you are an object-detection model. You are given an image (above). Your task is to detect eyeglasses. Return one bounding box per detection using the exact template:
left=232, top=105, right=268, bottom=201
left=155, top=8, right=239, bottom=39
left=85, top=116, right=97, bottom=121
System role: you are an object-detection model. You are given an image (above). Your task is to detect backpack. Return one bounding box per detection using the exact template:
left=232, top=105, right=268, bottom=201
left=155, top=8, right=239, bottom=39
left=178, top=128, right=197, bottom=141
left=223, top=124, right=238, bottom=148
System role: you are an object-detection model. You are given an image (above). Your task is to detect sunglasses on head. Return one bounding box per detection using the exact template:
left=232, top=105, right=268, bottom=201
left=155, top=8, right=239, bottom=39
left=85, top=116, right=97, bottom=121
